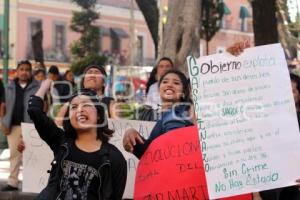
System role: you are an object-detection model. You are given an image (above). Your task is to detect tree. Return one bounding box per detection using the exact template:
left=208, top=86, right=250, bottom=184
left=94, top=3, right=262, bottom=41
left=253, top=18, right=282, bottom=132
left=201, top=0, right=224, bottom=54
left=137, top=0, right=202, bottom=72
left=70, top=0, right=106, bottom=75
left=277, top=0, right=298, bottom=59
left=251, top=0, right=279, bottom=46
left=160, top=0, right=201, bottom=72
left=136, top=0, right=224, bottom=72
left=135, top=0, right=159, bottom=58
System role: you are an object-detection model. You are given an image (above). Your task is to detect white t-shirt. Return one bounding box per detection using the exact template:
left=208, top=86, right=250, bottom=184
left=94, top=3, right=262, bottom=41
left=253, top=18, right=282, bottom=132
left=145, top=82, right=161, bottom=109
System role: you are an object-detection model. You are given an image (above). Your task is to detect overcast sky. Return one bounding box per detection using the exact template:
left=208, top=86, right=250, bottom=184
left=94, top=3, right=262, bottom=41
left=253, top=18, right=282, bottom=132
left=287, top=0, right=300, bottom=22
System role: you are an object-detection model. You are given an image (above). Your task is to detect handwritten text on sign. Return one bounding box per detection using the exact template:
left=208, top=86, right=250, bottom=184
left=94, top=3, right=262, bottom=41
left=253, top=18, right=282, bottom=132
left=134, top=126, right=251, bottom=200
left=187, top=44, right=300, bottom=199
left=21, top=119, right=155, bottom=198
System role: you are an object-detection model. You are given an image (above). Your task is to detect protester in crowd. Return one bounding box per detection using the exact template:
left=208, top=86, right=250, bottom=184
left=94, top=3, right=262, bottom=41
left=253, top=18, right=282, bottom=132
left=290, top=74, right=300, bottom=111
left=81, top=65, right=115, bottom=117
left=55, top=65, right=115, bottom=126
left=0, top=60, right=40, bottom=191
left=58, top=70, right=76, bottom=103
left=226, top=40, right=300, bottom=200
left=123, top=69, right=194, bottom=158
left=145, top=57, right=174, bottom=109
left=0, top=79, right=5, bottom=117
left=292, top=74, right=300, bottom=193
left=47, top=65, right=63, bottom=105
left=18, top=65, right=115, bottom=152
left=64, top=70, right=76, bottom=89
left=34, top=68, right=46, bottom=82
left=259, top=74, right=300, bottom=200
left=276, top=74, right=300, bottom=200
left=145, top=67, right=157, bottom=95
left=28, top=80, right=127, bottom=199
left=0, top=79, right=5, bottom=150
left=48, top=65, right=60, bottom=82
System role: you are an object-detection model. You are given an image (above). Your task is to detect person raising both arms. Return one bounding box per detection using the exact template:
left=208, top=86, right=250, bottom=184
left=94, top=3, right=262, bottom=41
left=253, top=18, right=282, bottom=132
left=27, top=79, right=127, bottom=199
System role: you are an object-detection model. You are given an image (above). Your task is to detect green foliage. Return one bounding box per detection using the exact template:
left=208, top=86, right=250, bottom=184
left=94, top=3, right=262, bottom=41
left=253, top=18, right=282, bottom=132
left=201, top=0, right=224, bottom=41
left=116, top=103, right=136, bottom=119
left=71, top=53, right=107, bottom=75
left=70, top=10, right=99, bottom=33
left=70, top=41, right=84, bottom=58
left=70, top=0, right=104, bottom=74
left=114, top=103, right=142, bottom=119
left=72, top=0, right=97, bottom=9
left=79, top=26, right=99, bottom=53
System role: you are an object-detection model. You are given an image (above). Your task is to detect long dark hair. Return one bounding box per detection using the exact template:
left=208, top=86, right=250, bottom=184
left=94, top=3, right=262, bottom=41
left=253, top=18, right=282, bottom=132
left=158, top=57, right=174, bottom=68
left=290, top=73, right=300, bottom=94
left=158, top=69, right=191, bottom=103
left=63, top=70, right=75, bottom=87
left=146, top=57, right=174, bottom=94
left=146, top=67, right=157, bottom=94
left=62, top=89, right=113, bottom=143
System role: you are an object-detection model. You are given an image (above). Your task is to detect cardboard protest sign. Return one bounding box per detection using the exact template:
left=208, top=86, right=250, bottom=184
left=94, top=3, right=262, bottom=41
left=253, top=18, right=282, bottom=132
left=21, top=123, right=53, bottom=193
left=108, top=119, right=155, bottom=198
left=21, top=119, right=155, bottom=198
left=134, top=126, right=251, bottom=200
left=187, top=44, right=300, bottom=198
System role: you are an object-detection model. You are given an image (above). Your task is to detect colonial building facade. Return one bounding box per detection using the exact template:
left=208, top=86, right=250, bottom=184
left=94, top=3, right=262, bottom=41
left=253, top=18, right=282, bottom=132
left=0, top=0, right=155, bottom=69
left=0, top=0, right=253, bottom=69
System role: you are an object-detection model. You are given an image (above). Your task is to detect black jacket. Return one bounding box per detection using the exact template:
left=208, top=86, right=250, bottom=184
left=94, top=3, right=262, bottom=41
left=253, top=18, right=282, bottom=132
left=27, top=95, right=127, bottom=200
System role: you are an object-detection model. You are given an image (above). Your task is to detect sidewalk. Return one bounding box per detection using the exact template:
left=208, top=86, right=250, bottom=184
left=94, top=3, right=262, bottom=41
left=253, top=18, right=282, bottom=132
left=0, top=149, right=37, bottom=200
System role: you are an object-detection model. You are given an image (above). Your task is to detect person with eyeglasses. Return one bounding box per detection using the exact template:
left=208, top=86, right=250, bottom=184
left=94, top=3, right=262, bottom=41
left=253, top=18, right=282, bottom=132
left=0, top=60, right=40, bottom=191
left=27, top=80, right=127, bottom=199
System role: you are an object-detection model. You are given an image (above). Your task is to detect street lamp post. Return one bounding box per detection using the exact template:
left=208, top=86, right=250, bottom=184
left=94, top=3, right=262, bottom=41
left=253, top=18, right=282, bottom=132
left=3, top=0, right=9, bottom=85
left=129, top=0, right=136, bottom=66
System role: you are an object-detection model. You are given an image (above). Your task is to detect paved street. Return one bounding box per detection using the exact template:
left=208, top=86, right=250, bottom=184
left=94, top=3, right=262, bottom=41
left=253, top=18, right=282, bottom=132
left=0, top=149, right=14, bottom=186
left=0, top=149, right=37, bottom=200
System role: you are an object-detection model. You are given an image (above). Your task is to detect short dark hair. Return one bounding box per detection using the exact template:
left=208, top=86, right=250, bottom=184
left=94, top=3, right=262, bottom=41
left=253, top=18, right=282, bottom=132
left=34, top=68, right=46, bottom=76
left=63, top=89, right=113, bottom=143
left=158, top=69, right=191, bottom=103
left=48, top=65, right=59, bottom=75
left=83, top=64, right=107, bottom=77
left=146, top=67, right=158, bottom=94
left=17, top=60, right=32, bottom=70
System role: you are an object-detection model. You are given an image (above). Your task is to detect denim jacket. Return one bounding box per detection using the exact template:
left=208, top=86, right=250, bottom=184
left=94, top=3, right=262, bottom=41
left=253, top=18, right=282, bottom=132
left=133, top=104, right=193, bottom=159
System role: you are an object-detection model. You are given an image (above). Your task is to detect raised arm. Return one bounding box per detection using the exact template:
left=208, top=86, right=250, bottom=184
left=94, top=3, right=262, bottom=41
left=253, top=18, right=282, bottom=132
left=226, top=40, right=250, bottom=56
left=27, top=79, right=65, bottom=151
